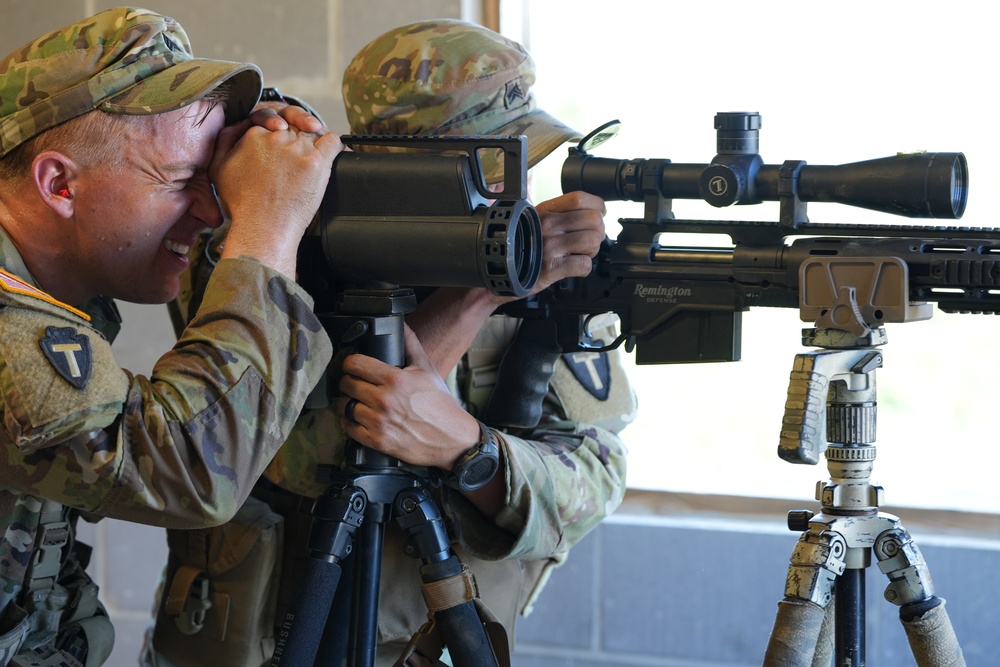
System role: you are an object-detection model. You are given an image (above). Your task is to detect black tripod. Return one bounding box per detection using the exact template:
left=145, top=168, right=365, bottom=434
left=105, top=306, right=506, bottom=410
left=270, top=286, right=501, bottom=667
left=762, top=319, right=965, bottom=666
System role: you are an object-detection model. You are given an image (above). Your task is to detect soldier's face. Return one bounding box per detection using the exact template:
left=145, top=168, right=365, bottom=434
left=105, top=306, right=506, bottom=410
left=70, top=102, right=225, bottom=305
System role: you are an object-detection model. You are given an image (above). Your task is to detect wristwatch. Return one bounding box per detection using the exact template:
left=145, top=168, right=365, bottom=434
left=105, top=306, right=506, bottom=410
left=444, top=420, right=500, bottom=492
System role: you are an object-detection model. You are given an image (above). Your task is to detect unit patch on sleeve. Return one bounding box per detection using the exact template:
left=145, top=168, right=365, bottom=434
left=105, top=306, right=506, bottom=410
left=562, top=344, right=611, bottom=400
left=39, top=326, right=93, bottom=389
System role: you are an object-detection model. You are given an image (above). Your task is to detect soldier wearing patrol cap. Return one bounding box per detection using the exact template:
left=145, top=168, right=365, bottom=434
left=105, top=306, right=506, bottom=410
left=339, top=20, right=636, bottom=662
left=0, top=7, right=342, bottom=666
left=148, top=18, right=636, bottom=667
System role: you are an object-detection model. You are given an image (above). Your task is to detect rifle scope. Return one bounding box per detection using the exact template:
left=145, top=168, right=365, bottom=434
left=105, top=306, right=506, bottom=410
left=318, top=143, right=542, bottom=298
left=561, top=112, right=968, bottom=219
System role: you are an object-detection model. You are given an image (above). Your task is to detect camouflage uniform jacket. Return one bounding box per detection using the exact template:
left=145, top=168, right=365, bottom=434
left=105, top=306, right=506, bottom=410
left=0, top=225, right=333, bottom=659
left=167, top=228, right=635, bottom=656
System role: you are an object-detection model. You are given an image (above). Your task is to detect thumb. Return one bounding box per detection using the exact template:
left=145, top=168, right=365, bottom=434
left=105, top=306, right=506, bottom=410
left=316, top=131, right=345, bottom=163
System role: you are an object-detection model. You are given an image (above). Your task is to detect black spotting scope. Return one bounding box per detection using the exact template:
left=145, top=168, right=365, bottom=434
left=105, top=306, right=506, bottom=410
left=312, top=135, right=542, bottom=299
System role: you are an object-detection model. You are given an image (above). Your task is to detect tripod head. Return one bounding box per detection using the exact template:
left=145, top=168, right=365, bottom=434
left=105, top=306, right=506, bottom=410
left=779, top=245, right=938, bottom=465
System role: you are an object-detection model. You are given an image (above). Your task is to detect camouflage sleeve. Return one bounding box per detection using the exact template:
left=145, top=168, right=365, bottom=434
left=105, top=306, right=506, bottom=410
left=0, top=258, right=332, bottom=529
left=261, top=402, right=347, bottom=499
left=174, top=223, right=344, bottom=502
left=443, top=335, right=635, bottom=561
left=263, top=404, right=629, bottom=562
left=439, top=420, right=627, bottom=561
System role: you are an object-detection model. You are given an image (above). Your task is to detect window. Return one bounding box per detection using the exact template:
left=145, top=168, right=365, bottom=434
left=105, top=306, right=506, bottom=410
left=506, top=0, right=1000, bottom=514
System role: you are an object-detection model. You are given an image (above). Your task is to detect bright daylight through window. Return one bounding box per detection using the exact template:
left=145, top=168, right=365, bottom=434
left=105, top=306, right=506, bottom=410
left=506, top=0, right=1000, bottom=514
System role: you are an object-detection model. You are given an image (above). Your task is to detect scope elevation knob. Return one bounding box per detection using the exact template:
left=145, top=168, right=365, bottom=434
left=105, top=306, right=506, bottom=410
left=714, top=111, right=761, bottom=155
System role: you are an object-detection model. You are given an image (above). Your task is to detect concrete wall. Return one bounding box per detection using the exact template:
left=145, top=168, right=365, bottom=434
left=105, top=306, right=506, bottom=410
left=3, top=2, right=999, bottom=665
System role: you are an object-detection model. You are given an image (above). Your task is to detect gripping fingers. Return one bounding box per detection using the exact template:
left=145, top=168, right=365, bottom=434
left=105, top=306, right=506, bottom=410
left=280, top=104, right=325, bottom=133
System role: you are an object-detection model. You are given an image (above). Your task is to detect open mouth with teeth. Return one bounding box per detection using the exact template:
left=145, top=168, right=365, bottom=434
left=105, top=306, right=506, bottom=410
left=163, top=239, right=191, bottom=257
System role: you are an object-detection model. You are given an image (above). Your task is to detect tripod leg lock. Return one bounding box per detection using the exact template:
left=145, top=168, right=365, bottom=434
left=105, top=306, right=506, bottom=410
left=785, top=529, right=846, bottom=607
left=308, top=486, right=367, bottom=561
left=875, top=527, right=936, bottom=606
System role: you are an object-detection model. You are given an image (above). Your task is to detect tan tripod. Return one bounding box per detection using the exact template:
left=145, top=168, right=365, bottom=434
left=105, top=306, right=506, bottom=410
left=762, top=265, right=966, bottom=666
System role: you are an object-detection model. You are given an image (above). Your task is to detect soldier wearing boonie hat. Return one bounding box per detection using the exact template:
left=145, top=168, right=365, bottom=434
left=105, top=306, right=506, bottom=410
left=0, top=8, right=337, bottom=667
left=342, top=18, right=581, bottom=183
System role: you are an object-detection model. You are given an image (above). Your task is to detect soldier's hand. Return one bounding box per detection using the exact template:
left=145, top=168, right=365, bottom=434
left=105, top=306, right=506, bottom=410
left=474, top=190, right=606, bottom=308
left=249, top=99, right=325, bottom=135
left=210, top=114, right=342, bottom=277
left=529, top=191, right=606, bottom=295
left=336, top=325, right=482, bottom=471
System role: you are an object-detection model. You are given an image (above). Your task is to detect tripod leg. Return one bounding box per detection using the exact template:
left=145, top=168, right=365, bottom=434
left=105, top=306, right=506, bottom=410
left=900, top=598, right=964, bottom=667
left=834, top=567, right=864, bottom=666
left=813, top=597, right=834, bottom=667
left=315, top=553, right=354, bottom=666
left=273, top=557, right=343, bottom=666
left=763, top=599, right=828, bottom=666
left=348, top=519, right=385, bottom=667
left=394, top=489, right=500, bottom=667
left=270, top=486, right=366, bottom=667
left=419, top=557, right=500, bottom=667
left=762, top=529, right=844, bottom=666
left=874, top=529, right=965, bottom=667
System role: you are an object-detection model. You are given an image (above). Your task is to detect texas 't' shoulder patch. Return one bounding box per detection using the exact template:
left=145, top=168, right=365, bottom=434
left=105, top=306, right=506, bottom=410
left=39, top=326, right=93, bottom=389
left=562, top=345, right=611, bottom=401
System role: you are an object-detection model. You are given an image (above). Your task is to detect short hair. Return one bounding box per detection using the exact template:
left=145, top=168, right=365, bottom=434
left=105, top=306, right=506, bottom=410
left=0, top=89, right=229, bottom=184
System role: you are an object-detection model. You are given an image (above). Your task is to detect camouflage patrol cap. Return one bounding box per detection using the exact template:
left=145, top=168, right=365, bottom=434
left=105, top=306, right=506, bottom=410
left=0, top=6, right=263, bottom=158
left=342, top=19, right=579, bottom=184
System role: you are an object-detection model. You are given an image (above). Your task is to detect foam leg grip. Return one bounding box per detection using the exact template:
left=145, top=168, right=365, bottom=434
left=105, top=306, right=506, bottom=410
left=901, top=598, right=965, bottom=667
left=270, top=558, right=342, bottom=667
left=761, top=598, right=827, bottom=667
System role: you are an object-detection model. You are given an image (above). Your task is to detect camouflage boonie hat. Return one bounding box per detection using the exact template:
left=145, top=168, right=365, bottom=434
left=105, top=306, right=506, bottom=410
left=342, top=19, right=580, bottom=184
left=0, top=6, right=263, bottom=158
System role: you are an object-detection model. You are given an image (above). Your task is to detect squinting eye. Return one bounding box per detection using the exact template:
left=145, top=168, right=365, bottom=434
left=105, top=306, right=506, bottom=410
left=185, top=173, right=212, bottom=189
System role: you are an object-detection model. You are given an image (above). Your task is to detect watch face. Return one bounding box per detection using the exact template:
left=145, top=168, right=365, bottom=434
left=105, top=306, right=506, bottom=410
left=462, top=453, right=499, bottom=487
left=450, top=421, right=500, bottom=491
